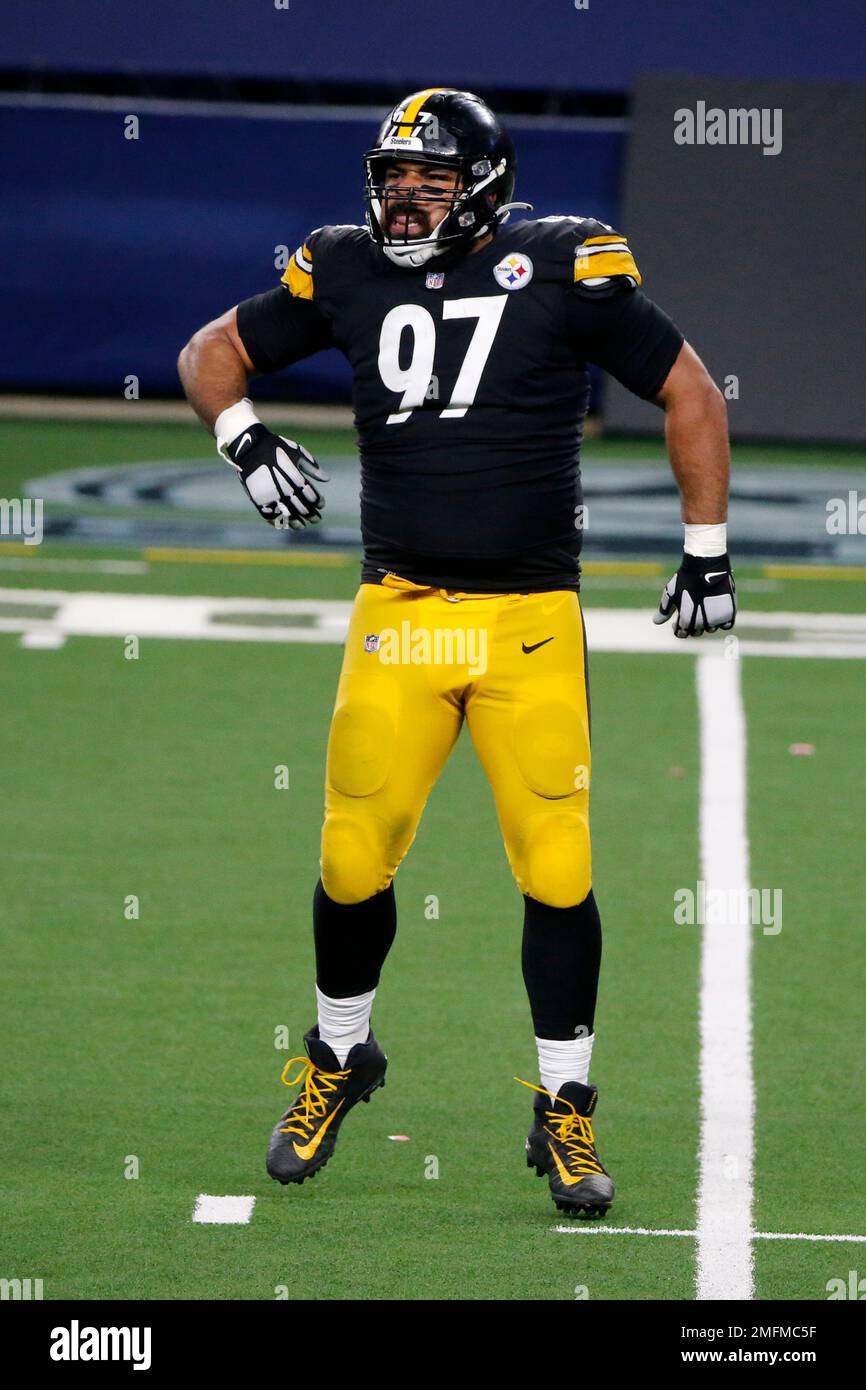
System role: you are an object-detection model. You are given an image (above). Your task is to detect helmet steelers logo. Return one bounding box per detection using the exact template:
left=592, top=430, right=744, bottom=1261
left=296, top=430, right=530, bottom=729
left=493, top=252, right=533, bottom=291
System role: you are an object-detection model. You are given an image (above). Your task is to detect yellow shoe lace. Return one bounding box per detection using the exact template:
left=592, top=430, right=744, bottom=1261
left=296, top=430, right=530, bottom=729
left=278, top=1055, right=351, bottom=1138
left=514, top=1076, right=604, bottom=1177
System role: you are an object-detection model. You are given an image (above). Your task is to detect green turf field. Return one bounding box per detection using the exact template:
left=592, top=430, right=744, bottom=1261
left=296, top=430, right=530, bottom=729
left=1, top=416, right=864, bottom=1300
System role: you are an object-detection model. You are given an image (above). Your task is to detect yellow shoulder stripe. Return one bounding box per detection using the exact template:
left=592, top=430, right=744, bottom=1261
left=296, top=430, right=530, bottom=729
left=280, top=244, right=314, bottom=300
left=574, top=245, right=641, bottom=286
left=583, top=234, right=627, bottom=246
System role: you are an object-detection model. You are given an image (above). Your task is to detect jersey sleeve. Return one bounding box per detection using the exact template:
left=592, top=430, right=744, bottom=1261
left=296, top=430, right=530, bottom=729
left=235, top=229, right=335, bottom=373
left=567, top=286, right=684, bottom=399
left=561, top=223, right=684, bottom=399
left=571, top=221, right=643, bottom=295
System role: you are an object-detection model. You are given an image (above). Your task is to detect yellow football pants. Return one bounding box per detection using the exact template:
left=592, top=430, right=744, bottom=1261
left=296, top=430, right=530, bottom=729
left=320, top=577, right=592, bottom=909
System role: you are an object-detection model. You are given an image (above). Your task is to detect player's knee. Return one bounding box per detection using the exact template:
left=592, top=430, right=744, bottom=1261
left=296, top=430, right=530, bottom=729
left=518, top=811, right=592, bottom=909
left=320, top=811, right=394, bottom=905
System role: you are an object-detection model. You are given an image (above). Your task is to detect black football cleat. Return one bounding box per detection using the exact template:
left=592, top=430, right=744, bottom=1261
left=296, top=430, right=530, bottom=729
left=266, top=1025, right=387, bottom=1186
left=515, top=1076, right=615, bottom=1218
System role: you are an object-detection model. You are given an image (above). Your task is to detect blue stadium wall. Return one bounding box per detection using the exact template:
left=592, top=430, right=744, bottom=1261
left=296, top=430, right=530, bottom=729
left=0, top=102, right=624, bottom=399
left=3, top=0, right=862, bottom=404
left=5, top=0, right=864, bottom=90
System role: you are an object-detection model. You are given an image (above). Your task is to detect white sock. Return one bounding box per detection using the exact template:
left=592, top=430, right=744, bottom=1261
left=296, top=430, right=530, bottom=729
left=536, top=1033, right=596, bottom=1101
left=316, top=985, right=375, bottom=1067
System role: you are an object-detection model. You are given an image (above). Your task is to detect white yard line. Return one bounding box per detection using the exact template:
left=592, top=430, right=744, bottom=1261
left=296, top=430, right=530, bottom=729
left=553, top=1227, right=866, bottom=1243
left=2, top=591, right=866, bottom=656
left=695, top=653, right=755, bottom=1301
left=554, top=1225, right=697, bottom=1239
left=192, top=1194, right=256, bottom=1225
left=19, top=631, right=66, bottom=649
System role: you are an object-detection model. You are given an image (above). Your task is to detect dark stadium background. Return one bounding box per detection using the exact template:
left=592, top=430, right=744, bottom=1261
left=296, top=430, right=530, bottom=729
left=2, top=0, right=863, bottom=437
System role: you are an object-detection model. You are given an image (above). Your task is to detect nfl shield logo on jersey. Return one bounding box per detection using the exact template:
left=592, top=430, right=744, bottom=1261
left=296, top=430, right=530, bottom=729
left=493, top=252, right=533, bottom=290
left=364, top=633, right=380, bottom=653
left=425, top=271, right=445, bottom=289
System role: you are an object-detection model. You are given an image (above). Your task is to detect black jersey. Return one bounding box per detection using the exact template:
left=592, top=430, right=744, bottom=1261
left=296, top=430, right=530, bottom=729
left=236, top=215, right=684, bottom=592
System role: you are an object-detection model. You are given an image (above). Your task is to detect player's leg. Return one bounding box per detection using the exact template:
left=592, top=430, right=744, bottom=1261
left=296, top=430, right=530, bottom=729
left=314, top=586, right=463, bottom=1046
left=267, top=584, right=463, bottom=1184
left=466, top=589, right=598, bottom=1040
left=465, top=589, right=613, bottom=1215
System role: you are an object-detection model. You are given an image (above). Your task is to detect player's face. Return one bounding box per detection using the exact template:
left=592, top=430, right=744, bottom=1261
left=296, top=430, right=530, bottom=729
left=381, top=160, right=462, bottom=239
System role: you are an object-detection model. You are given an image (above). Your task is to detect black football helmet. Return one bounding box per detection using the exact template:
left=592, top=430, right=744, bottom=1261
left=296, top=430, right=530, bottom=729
left=363, top=88, right=525, bottom=269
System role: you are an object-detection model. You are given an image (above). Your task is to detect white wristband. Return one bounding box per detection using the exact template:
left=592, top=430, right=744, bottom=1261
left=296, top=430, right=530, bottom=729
left=214, top=397, right=261, bottom=453
left=683, top=522, right=727, bottom=558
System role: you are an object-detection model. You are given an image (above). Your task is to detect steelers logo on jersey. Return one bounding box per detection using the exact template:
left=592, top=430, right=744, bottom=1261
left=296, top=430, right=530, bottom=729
left=493, top=252, right=533, bottom=291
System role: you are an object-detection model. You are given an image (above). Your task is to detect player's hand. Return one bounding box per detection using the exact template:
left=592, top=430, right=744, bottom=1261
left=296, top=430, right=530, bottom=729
left=653, top=551, right=736, bottom=638
left=220, top=423, right=329, bottom=530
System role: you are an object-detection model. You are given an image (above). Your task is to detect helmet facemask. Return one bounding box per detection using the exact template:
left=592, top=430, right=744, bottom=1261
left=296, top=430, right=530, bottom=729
left=364, top=152, right=515, bottom=269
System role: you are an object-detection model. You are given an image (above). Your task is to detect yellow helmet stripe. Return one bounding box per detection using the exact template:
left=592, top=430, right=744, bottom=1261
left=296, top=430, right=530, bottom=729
left=395, top=87, right=445, bottom=137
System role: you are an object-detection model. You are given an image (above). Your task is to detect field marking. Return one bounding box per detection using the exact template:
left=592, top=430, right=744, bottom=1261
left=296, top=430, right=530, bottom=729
left=553, top=1226, right=866, bottom=1243
left=1, top=590, right=865, bottom=658
left=554, top=1225, right=696, bottom=1238
left=2, top=542, right=865, bottom=582
left=765, top=564, right=866, bottom=582
left=143, top=547, right=353, bottom=568
left=695, top=653, right=754, bottom=1301
left=0, top=555, right=149, bottom=574
left=19, top=631, right=66, bottom=649
left=579, top=577, right=783, bottom=593
left=192, top=1194, right=256, bottom=1225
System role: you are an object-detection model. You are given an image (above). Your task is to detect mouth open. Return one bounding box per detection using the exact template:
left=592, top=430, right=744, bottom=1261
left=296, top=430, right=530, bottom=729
left=387, top=211, right=429, bottom=239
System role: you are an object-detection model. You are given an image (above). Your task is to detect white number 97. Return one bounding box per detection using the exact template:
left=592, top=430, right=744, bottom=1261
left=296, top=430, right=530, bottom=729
left=377, top=297, right=508, bottom=425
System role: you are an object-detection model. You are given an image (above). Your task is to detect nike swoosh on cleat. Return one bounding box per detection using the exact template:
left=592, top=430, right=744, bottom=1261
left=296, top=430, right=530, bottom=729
left=549, top=1143, right=585, bottom=1187
left=291, top=1099, right=345, bottom=1161
left=522, top=637, right=554, bottom=654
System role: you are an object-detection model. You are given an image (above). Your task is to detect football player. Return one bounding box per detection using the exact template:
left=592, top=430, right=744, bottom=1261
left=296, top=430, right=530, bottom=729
left=178, top=88, right=735, bottom=1218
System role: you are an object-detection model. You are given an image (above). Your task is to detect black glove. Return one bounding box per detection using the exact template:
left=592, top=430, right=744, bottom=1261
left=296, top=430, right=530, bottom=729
left=220, top=423, right=328, bottom=530
left=653, top=551, right=737, bottom=638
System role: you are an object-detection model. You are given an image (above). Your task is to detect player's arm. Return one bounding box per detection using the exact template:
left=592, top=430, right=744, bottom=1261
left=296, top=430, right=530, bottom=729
left=177, top=305, right=256, bottom=433
left=647, top=340, right=735, bottom=635
left=567, top=233, right=735, bottom=637
left=177, top=250, right=335, bottom=529
left=653, top=339, right=729, bottom=526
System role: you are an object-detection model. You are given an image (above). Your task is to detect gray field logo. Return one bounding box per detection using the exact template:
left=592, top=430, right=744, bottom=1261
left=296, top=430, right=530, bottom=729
left=0, top=497, right=43, bottom=545
left=674, top=101, right=782, bottom=156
